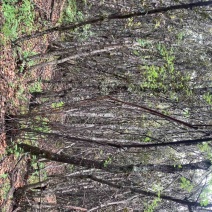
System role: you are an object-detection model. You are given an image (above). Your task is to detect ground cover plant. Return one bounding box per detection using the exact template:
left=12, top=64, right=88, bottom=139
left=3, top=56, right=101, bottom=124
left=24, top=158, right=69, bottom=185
left=1, top=0, right=36, bottom=44
left=0, top=0, right=67, bottom=210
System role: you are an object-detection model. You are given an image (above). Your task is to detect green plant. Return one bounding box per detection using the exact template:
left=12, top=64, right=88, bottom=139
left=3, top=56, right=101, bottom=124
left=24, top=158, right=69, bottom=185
left=59, top=0, right=93, bottom=40
left=7, top=78, right=28, bottom=103
left=1, top=2, right=18, bottom=42
left=198, top=142, right=212, bottom=161
left=16, top=84, right=28, bottom=101
left=199, top=174, right=212, bottom=207
left=180, top=177, right=193, bottom=193
left=28, top=174, right=39, bottom=184
left=60, top=0, right=78, bottom=23
left=126, top=17, right=141, bottom=29
left=23, top=50, right=34, bottom=58
left=138, top=43, right=192, bottom=100
left=0, top=173, right=8, bottom=179
left=29, top=80, right=42, bottom=93
left=77, top=23, right=93, bottom=40
left=200, top=186, right=211, bottom=206
left=6, top=144, right=24, bottom=158
left=176, top=31, right=185, bottom=42
left=144, top=196, right=161, bottom=212
left=1, top=0, right=36, bottom=43
left=32, top=116, right=50, bottom=133
left=103, top=156, right=112, bottom=167
left=19, top=0, right=35, bottom=33
left=22, top=50, right=37, bottom=66
left=20, top=116, right=50, bottom=141
left=68, top=164, right=75, bottom=172
left=142, top=131, right=152, bottom=143
left=59, top=0, right=86, bottom=24
left=174, top=164, right=182, bottom=169
left=203, top=92, right=212, bottom=105
left=28, top=155, right=47, bottom=184
left=144, top=184, right=162, bottom=212
left=137, top=39, right=151, bottom=47
left=51, top=101, right=65, bottom=109
left=183, top=108, right=190, bottom=118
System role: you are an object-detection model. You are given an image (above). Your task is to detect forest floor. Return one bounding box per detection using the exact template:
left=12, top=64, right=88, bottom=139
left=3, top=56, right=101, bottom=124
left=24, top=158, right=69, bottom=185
left=0, top=0, right=66, bottom=210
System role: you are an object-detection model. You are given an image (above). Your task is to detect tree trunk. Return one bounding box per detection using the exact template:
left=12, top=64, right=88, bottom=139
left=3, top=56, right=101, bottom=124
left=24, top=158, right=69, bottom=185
left=17, top=143, right=211, bottom=173
left=13, top=1, right=212, bottom=44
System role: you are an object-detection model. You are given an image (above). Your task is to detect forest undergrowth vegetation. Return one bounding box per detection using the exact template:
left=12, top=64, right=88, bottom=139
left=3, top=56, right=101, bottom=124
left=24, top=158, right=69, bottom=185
left=0, top=0, right=78, bottom=209
left=0, top=0, right=212, bottom=211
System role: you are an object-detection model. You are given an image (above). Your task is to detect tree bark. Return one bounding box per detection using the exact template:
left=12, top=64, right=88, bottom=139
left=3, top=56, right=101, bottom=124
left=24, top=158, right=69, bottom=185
left=86, top=175, right=212, bottom=208
left=20, top=128, right=212, bottom=149
left=13, top=1, right=212, bottom=44
left=17, top=143, right=211, bottom=173
left=121, top=160, right=211, bottom=173
left=107, top=96, right=198, bottom=129
left=27, top=42, right=139, bottom=71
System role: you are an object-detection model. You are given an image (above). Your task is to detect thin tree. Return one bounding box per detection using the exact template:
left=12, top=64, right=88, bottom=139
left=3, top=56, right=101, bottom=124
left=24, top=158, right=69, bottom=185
left=13, top=1, right=212, bottom=44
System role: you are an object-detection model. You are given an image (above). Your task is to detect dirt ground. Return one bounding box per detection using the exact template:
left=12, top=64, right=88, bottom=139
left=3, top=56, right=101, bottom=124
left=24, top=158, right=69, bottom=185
left=0, top=0, right=66, bottom=210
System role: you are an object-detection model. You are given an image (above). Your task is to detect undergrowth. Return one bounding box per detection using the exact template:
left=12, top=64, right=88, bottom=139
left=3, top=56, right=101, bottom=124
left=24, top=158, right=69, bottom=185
left=1, top=0, right=36, bottom=44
